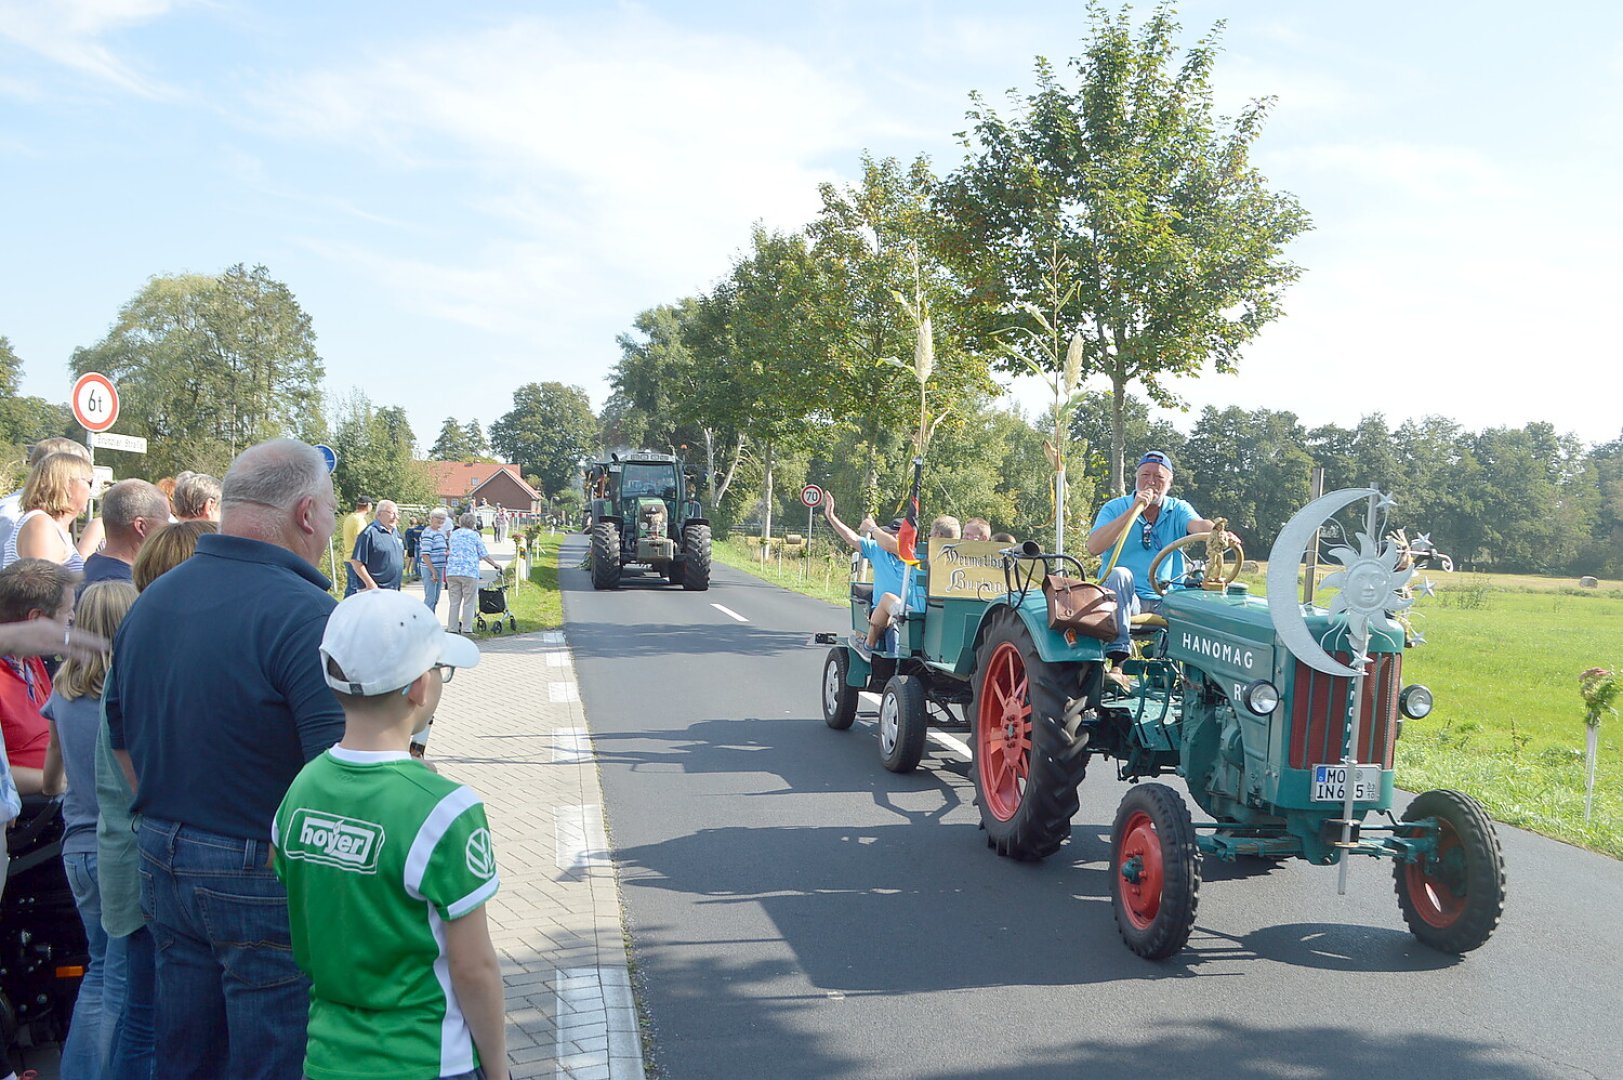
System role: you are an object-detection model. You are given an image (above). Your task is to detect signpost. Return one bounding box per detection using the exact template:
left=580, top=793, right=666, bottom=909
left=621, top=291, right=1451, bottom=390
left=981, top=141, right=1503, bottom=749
left=315, top=444, right=340, bottom=590
left=800, top=484, right=822, bottom=549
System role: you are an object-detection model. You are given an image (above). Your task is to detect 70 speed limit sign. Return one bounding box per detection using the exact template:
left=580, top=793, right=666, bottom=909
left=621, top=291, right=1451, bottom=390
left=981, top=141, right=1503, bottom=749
left=800, top=484, right=823, bottom=508
left=72, top=372, right=120, bottom=433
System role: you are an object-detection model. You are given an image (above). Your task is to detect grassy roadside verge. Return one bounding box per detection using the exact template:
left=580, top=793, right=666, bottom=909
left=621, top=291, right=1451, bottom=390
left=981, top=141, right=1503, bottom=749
left=715, top=535, right=1622, bottom=857
left=464, top=531, right=565, bottom=641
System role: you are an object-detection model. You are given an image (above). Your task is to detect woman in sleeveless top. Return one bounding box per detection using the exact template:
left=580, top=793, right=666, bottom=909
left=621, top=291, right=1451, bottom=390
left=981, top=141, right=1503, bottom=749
left=1, top=452, right=95, bottom=572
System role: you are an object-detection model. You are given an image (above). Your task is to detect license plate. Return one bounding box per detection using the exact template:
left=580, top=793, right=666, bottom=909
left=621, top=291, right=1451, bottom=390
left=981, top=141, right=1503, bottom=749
left=1311, top=763, right=1382, bottom=802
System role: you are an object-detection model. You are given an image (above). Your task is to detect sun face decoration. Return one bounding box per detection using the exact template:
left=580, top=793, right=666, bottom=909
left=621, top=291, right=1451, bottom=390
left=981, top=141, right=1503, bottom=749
left=1320, top=529, right=1415, bottom=667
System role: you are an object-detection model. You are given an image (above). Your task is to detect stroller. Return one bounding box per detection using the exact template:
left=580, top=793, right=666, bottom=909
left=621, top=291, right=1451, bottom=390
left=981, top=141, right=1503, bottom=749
left=474, top=566, right=517, bottom=635
left=3, top=795, right=88, bottom=1067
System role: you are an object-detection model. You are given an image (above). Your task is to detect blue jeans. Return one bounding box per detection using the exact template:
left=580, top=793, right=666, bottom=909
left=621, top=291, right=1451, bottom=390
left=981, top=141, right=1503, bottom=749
left=64, top=849, right=124, bottom=1077
left=1102, top=566, right=1161, bottom=658
left=108, top=925, right=155, bottom=1080
left=421, top=560, right=444, bottom=611
left=137, top=816, right=309, bottom=1080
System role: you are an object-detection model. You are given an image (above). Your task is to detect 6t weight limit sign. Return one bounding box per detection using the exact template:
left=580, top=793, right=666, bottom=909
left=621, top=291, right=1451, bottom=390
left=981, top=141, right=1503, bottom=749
left=72, top=372, right=120, bottom=433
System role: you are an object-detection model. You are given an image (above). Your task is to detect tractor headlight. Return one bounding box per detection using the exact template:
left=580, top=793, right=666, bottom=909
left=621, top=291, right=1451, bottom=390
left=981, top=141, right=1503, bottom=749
left=1242, top=679, right=1280, bottom=716
left=1399, top=684, right=1433, bottom=720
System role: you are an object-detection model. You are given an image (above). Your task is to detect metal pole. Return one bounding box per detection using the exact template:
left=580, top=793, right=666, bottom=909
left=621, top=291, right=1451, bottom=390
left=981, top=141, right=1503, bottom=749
left=1304, top=467, right=1326, bottom=604
left=1054, top=466, right=1066, bottom=555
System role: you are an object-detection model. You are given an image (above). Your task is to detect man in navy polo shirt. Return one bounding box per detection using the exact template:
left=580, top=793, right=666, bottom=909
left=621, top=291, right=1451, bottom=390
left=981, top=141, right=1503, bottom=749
left=1086, top=450, right=1222, bottom=664
left=106, top=438, right=344, bottom=1080
left=347, top=497, right=404, bottom=591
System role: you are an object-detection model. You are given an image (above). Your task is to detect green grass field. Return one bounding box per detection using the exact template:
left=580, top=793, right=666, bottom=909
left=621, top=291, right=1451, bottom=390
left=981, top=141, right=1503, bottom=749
left=716, top=539, right=1623, bottom=857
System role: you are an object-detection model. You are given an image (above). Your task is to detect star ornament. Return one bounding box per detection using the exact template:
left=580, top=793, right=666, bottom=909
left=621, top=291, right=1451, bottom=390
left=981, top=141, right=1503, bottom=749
left=1320, top=530, right=1415, bottom=647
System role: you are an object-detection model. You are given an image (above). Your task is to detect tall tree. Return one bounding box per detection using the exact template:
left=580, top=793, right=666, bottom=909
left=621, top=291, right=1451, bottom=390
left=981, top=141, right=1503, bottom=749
left=69, top=264, right=325, bottom=476
left=430, top=417, right=473, bottom=460
left=934, top=2, right=1311, bottom=494
left=0, top=336, right=76, bottom=482
left=490, top=382, right=597, bottom=497
left=329, top=392, right=435, bottom=508
left=463, top=419, right=488, bottom=457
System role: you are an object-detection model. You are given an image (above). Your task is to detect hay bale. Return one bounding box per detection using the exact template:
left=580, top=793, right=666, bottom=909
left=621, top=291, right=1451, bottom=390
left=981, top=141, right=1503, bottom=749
left=1241, top=560, right=1260, bottom=574
left=1579, top=576, right=1599, bottom=588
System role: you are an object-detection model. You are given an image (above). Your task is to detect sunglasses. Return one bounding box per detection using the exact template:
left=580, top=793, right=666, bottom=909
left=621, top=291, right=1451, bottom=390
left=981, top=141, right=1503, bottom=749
left=1141, top=520, right=1156, bottom=549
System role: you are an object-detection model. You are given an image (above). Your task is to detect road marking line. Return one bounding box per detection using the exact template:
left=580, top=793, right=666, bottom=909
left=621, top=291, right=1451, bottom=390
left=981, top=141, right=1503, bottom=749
left=711, top=603, right=749, bottom=622
left=554, top=804, right=609, bottom=872
left=549, top=682, right=579, bottom=703
left=856, top=691, right=972, bottom=760
left=540, top=630, right=565, bottom=644
left=553, top=727, right=590, bottom=765
left=544, top=651, right=573, bottom=668
left=555, top=966, right=645, bottom=1078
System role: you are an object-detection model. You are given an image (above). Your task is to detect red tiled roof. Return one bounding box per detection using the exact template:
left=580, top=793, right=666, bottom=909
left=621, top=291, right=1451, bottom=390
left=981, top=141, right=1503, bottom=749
left=419, top=461, right=541, bottom=502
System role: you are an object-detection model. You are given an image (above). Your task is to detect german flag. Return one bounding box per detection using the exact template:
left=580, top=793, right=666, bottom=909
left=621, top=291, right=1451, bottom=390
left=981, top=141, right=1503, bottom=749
left=896, top=457, right=922, bottom=567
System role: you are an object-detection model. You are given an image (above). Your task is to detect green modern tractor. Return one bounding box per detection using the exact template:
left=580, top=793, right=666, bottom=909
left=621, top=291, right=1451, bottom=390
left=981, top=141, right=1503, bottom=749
left=585, top=453, right=711, bottom=591
left=818, top=485, right=1505, bottom=960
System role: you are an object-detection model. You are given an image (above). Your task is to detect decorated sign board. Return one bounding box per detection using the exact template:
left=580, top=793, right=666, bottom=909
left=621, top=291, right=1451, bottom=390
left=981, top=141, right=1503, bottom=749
left=926, top=539, right=1010, bottom=600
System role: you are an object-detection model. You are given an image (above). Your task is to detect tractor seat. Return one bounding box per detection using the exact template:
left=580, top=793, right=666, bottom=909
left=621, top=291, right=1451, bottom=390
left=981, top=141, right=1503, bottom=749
left=1130, top=612, right=1168, bottom=636
left=851, top=582, right=875, bottom=607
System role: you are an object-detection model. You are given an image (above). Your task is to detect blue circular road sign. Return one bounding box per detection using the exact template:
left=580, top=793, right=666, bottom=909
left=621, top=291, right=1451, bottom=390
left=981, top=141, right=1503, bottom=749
left=315, top=443, right=338, bottom=473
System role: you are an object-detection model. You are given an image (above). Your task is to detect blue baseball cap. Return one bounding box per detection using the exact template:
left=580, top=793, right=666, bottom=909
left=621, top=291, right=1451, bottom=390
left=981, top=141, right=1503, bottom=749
left=1138, top=450, right=1174, bottom=471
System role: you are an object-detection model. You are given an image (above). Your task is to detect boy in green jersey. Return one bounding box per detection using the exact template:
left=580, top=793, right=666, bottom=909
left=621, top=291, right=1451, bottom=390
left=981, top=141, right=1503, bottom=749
left=273, top=589, right=508, bottom=1080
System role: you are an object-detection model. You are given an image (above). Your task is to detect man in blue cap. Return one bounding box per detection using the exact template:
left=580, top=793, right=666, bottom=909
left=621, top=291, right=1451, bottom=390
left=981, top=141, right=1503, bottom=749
left=1086, top=450, right=1220, bottom=665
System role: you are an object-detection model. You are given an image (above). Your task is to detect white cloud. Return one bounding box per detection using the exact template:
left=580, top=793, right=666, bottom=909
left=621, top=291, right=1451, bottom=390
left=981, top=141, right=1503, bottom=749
left=0, top=0, right=186, bottom=98
left=1273, top=141, right=1521, bottom=205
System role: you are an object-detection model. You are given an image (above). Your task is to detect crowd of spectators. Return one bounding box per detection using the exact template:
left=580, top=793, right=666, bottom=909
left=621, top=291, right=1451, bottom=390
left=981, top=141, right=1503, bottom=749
left=0, top=438, right=506, bottom=1080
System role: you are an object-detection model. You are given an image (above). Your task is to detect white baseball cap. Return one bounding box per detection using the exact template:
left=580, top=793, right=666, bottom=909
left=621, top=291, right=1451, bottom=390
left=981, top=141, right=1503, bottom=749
left=321, top=589, right=480, bottom=695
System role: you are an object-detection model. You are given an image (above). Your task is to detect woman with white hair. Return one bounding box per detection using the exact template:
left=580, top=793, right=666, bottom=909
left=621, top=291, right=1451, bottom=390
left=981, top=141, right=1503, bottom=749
left=417, top=507, right=451, bottom=613
left=445, top=512, right=501, bottom=633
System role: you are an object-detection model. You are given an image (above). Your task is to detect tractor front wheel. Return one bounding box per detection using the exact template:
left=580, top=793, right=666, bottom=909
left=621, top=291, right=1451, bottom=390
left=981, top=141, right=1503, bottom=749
left=590, top=522, right=622, bottom=590
left=878, top=675, right=928, bottom=773
left=822, top=648, right=858, bottom=731
left=1110, top=783, right=1201, bottom=960
left=1394, top=788, right=1505, bottom=954
left=969, top=608, right=1089, bottom=861
left=681, top=524, right=712, bottom=591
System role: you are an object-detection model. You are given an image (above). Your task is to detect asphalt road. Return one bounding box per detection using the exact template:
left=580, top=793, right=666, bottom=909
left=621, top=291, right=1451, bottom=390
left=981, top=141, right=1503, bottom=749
left=561, top=536, right=1623, bottom=1080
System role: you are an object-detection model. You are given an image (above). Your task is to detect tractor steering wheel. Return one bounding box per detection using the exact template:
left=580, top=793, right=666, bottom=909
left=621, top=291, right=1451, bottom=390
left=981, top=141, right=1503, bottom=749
left=1147, top=519, right=1246, bottom=597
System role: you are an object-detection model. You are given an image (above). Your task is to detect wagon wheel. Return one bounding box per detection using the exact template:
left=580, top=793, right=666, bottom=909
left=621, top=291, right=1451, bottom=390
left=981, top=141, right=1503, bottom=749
left=878, top=675, right=928, bottom=773
left=1149, top=521, right=1245, bottom=597
left=1393, top=789, right=1505, bottom=954
left=1110, top=782, right=1201, bottom=960
left=969, top=607, right=1090, bottom=861
left=821, top=647, right=858, bottom=731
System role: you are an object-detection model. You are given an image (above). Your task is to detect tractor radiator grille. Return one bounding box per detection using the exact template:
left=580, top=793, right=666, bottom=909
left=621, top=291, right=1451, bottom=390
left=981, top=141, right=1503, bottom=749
left=1288, top=652, right=1401, bottom=770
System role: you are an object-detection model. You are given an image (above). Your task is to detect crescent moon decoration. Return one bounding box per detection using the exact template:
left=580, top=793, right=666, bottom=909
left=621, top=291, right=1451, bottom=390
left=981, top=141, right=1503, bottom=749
left=1267, top=488, right=1412, bottom=677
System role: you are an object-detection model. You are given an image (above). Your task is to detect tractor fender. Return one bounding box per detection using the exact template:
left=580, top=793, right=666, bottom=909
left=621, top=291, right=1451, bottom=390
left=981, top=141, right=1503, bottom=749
left=681, top=516, right=710, bottom=530
left=592, top=513, right=625, bottom=530
left=844, top=645, right=871, bottom=689
left=590, top=498, right=619, bottom=523
left=967, top=593, right=1108, bottom=669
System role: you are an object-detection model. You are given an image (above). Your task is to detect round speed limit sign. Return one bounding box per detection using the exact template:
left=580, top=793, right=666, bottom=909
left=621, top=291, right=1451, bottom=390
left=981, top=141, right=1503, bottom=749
left=800, top=484, right=823, bottom=508
left=72, top=372, right=120, bottom=433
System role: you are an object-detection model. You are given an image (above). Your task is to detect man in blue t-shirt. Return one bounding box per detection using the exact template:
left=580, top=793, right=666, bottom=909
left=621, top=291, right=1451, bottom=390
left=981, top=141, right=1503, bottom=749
left=348, top=499, right=404, bottom=592
left=1086, top=450, right=1222, bottom=663
left=823, top=491, right=960, bottom=649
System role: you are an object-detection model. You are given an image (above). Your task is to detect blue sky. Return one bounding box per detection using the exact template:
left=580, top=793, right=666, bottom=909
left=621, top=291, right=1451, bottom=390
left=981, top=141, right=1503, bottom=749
left=3, top=1, right=1620, bottom=450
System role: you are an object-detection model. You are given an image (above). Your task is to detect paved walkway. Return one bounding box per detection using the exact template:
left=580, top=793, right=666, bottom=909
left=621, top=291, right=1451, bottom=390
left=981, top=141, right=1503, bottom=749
left=401, top=533, right=645, bottom=1080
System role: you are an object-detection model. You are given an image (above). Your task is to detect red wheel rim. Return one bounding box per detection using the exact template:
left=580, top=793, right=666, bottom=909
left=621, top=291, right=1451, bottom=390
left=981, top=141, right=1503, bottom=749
left=1405, top=817, right=1467, bottom=928
left=976, top=641, right=1031, bottom=822
left=1117, top=810, right=1165, bottom=930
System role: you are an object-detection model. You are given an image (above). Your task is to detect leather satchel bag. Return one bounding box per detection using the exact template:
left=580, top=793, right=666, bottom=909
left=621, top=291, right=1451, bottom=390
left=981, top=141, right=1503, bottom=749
left=1042, top=573, right=1119, bottom=641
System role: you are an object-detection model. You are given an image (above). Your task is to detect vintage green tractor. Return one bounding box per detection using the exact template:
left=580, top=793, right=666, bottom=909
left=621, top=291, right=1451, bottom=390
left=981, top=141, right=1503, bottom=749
left=584, top=453, right=711, bottom=591
left=818, top=487, right=1505, bottom=959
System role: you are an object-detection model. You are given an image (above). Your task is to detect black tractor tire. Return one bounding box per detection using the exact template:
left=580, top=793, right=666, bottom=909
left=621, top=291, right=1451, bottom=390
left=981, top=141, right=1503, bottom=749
left=1110, top=782, right=1201, bottom=960
left=590, top=522, right=622, bottom=590
left=681, top=524, right=712, bottom=591
left=969, top=607, right=1090, bottom=860
left=1394, top=788, right=1506, bottom=954
left=878, top=675, right=929, bottom=773
left=822, top=648, right=858, bottom=731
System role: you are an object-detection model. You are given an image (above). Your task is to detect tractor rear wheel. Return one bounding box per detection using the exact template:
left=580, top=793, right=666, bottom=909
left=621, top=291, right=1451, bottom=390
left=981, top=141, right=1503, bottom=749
left=590, top=522, right=621, bottom=590
left=822, top=648, right=858, bottom=730
left=1394, top=788, right=1505, bottom=954
left=969, top=608, right=1089, bottom=860
left=1110, top=783, right=1201, bottom=960
left=681, top=524, right=712, bottom=591
left=878, top=675, right=928, bottom=773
